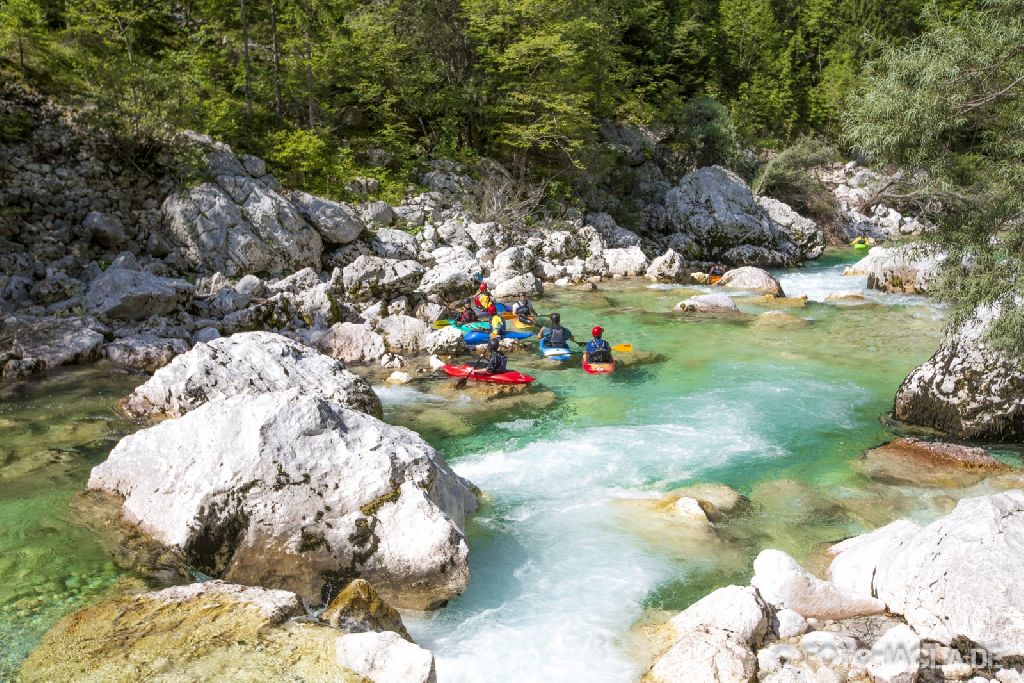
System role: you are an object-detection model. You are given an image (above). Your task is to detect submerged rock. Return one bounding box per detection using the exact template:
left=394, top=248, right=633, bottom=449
left=857, top=438, right=1009, bottom=488
left=120, top=331, right=382, bottom=419
left=894, top=301, right=1024, bottom=441
left=89, top=389, right=479, bottom=610
left=18, top=581, right=365, bottom=682
left=674, top=293, right=740, bottom=313
left=753, top=311, right=808, bottom=329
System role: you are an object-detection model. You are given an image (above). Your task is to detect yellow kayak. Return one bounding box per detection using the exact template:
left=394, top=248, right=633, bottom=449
left=511, top=317, right=536, bottom=331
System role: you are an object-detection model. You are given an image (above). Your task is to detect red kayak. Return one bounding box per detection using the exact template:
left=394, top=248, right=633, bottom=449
left=440, top=364, right=535, bottom=384
left=582, top=358, right=616, bottom=375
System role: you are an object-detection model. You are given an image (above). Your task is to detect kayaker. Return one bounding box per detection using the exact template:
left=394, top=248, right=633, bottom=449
left=454, top=300, right=477, bottom=325
left=512, top=293, right=537, bottom=324
left=584, top=326, right=613, bottom=364
left=485, top=338, right=507, bottom=374
left=488, top=304, right=506, bottom=339
left=474, top=282, right=493, bottom=311
left=709, top=264, right=725, bottom=284
left=540, top=312, right=574, bottom=347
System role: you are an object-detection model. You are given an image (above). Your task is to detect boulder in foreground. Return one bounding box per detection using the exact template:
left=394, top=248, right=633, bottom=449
left=89, top=389, right=479, bottom=609
left=120, top=330, right=382, bottom=419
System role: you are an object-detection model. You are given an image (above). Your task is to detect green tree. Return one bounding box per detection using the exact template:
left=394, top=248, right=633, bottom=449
left=844, top=0, right=1024, bottom=351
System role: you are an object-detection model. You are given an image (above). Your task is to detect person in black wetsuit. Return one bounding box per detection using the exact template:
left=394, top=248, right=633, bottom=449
left=485, top=337, right=507, bottom=373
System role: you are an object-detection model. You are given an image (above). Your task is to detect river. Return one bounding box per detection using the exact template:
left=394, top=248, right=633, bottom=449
left=0, top=250, right=953, bottom=680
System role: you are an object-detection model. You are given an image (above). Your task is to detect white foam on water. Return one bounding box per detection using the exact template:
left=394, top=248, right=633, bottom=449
left=495, top=418, right=537, bottom=431
left=776, top=262, right=867, bottom=302
left=405, top=400, right=784, bottom=683
left=375, top=385, right=451, bottom=406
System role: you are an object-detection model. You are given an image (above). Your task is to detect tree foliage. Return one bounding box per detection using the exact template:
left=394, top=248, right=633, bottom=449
left=844, top=0, right=1024, bottom=351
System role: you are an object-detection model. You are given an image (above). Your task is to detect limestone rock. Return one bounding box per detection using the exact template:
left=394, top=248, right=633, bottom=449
left=89, top=389, right=479, bottom=610
left=857, top=438, right=1009, bottom=488
left=868, top=491, right=1024, bottom=656
left=674, top=293, right=740, bottom=313
left=120, top=331, right=382, bottom=419
left=757, top=196, right=824, bottom=260
left=774, top=609, right=809, bottom=639
left=379, top=315, right=432, bottom=353
left=716, top=266, right=786, bottom=296
left=603, top=246, right=650, bottom=276
left=342, top=255, right=425, bottom=302
left=162, top=176, right=323, bottom=276
left=646, top=249, right=688, bottom=283
left=320, top=578, right=410, bottom=640
left=103, top=334, right=189, bottom=372
left=82, top=210, right=127, bottom=247
left=0, top=315, right=105, bottom=374
left=662, top=166, right=800, bottom=267
left=492, top=246, right=535, bottom=275
left=866, top=624, right=921, bottom=683
left=751, top=549, right=885, bottom=619
left=864, top=245, right=944, bottom=294
left=894, top=301, right=1024, bottom=441
left=492, top=273, right=543, bottom=299
left=828, top=519, right=921, bottom=598
left=290, top=191, right=364, bottom=245
left=648, top=625, right=757, bottom=683
left=84, top=263, right=192, bottom=321
left=669, top=585, right=771, bottom=647
left=335, top=631, right=437, bottom=683
left=318, top=322, right=388, bottom=364
left=18, top=581, right=362, bottom=682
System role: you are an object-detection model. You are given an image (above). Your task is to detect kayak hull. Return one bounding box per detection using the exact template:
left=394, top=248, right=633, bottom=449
left=539, top=337, right=571, bottom=361
left=583, top=359, right=616, bottom=375
left=440, top=364, right=535, bottom=384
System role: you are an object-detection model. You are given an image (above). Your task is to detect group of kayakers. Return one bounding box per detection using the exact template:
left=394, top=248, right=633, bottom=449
left=453, top=281, right=614, bottom=377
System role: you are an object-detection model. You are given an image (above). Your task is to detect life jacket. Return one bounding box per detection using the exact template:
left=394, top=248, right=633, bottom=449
left=547, top=326, right=568, bottom=346
left=475, top=293, right=493, bottom=310
left=455, top=309, right=476, bottom=324
left=588, top=339, right=612, bottom=363
left=490, top=314, right=506, bottom=337
left=486, top=351, right=507, bottom=374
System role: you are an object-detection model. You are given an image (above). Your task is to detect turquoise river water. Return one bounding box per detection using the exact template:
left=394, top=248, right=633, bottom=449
left=0, top=250, right=987, bottom=681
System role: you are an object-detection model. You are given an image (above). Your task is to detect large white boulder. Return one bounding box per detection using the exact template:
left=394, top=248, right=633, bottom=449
left=751, top=549, right=885, bottom=619
left=716, top=266, right=786, bottom=296
left=757, top=196, right=824, bottom=260
left=603, top=246, right=649, bottom=276
left=646, top=248, right=688, bottom=283
left=866, top=491, right=1024, bottom=656
left=492, top=272, right=543, bottom=298
left=894, top=300, right=1024, bottom=441
left=89, top=389, right=479, bottom=610
left=648, top=625, right=757, bottom=683
left=852, top=245, right=944, bottom=294
left=669, top=585, right=771, bottom=647
left=378, top=315, right=432, bottom=352
left=828, top=519, right=921, bottom=597
left=290, top=191, right=364, bottom=245
left=84, top=261, right=193, bottom=320
left=491, top=246, right=535, bottom=275
left=317, top=322, right=388, bottom=364
left=342, top=255, right=425, bottom=301
left=162, top=172, right=323, bottom=276
left=415, top=247, right=481, bottom=299
left=120, top=331, right=382, bottom=419
left=866, top=624, right=921, bottom=683
left=335, top=631, right=437, bottom=683
left=662, top=166, right=800, bottom=267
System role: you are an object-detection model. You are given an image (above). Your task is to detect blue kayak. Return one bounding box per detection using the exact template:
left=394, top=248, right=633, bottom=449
left=464, top=328, right=536, bottom=345
left=539, top=337, right=571, bottom=361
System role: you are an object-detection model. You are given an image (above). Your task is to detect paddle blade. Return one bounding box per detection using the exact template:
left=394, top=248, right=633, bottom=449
left=455, top=375, right=469, bottom=389
left=611, top=343, right=633, bottom=352
left=433, top=319, right=453, bottom=329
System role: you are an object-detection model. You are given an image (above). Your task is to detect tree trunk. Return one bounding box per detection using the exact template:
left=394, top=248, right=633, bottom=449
left=241, top=0, right=253, bottom=116
left=269, top=0, right=283, bottom=115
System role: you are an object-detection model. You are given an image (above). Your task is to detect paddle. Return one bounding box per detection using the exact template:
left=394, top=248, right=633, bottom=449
left=455, top=355, right=487, bottom=389
left=572, top=340, right=634, bottom=353
left=432, top=319, right=453, bottom=329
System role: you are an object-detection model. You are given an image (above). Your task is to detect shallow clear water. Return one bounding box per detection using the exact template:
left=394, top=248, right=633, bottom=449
left=0, top=250, right=952, bottom=680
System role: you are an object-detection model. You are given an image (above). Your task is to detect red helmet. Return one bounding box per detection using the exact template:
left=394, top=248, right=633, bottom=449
left=592, top=326, right=603, bottom=338
left=488, top=304, right=497, bottom=314
left=479, top=282, right=488, bottom=291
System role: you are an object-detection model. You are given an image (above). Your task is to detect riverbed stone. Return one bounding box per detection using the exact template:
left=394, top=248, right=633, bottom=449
left=716, top=266, right=786, bottom=296
left=856, top=438, right=1009, bottom=488
left=828, top=519, right=921, bottom=598
left=674, top=293, right=740, bottom=313
left=89, top=388, right=479, bottom=610
left=84, top=263, right=193, bottom=320
left=603, top=246, right=649, bottom=276
left=120, top=330, right=382, bottom=419
left=335, top=631, right=437, bottom=683
left=751, top=549, right=885, bottom=620
left=648, top=624, right=758, bottom=683
left=646, top=248, right=688, bottom=283
left=103, top=334, right=189, bottom=372
left=317, top=322, right=388, bottom=364
left=864, top=245, right=944, bottom=294
left=17, top=581, right=363, bottom=682
left=0, top=315, right=105, bottom=375
left=669, top=585, right=771, bottom=647
left=894, top=300, right=1024, bottom=441
left=866, top=624, right=921, bottom=683
left=320, top=578, right=410, bottom=639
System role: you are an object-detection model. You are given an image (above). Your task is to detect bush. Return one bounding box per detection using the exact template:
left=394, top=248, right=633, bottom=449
left=752, top=136, right=841, bottom=240
left=671, top=96, right=738, bottom=170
